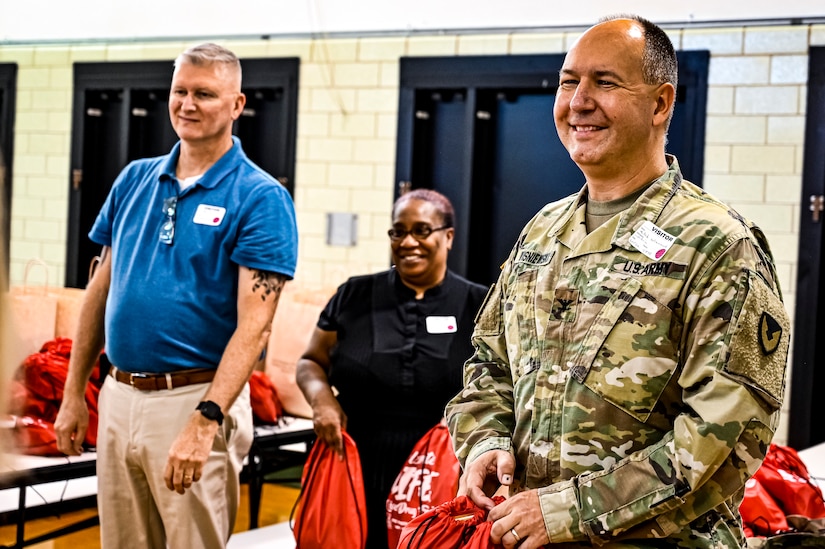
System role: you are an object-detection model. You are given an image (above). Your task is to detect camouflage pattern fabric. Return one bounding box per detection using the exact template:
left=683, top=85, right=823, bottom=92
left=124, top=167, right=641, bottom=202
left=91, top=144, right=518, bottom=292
left=446, top=156, right=791, bottom=548
left=746, top=515, right=825, bottom=548
left=748, top=534, right=825, bottom=549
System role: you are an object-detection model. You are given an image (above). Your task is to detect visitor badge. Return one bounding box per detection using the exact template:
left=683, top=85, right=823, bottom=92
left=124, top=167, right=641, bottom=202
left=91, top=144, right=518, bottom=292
left=426, top=315, right=457, bottom=334
left=193, top=204, right=226, bottom=226
left=629, top=220, right=675, bottom=261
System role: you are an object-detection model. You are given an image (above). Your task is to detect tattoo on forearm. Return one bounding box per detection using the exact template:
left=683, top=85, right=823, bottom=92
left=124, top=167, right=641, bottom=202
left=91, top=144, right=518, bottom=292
left=251, top=270, right=285, bottom=302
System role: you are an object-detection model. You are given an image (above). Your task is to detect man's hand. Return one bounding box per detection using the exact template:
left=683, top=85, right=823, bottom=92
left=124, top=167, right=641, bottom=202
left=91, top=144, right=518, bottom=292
left=458, top=449, right=515, bottom=511
left=163, top=412, right=219, bottom=494
left=54, top=246, right=110, bottom=457
left=54, top=394, right=90, bottom=456
left=489, top=489, right=549, bottom=549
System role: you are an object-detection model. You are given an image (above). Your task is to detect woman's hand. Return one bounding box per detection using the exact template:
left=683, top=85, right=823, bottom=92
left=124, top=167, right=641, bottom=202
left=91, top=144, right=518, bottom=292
left=311, top=394, right=347, bottom=457
left=295, top=327, right=345, bottom=455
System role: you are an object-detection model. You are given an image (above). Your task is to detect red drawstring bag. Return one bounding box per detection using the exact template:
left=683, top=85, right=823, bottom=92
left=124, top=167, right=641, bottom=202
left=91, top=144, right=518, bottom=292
left=248, top=370, right=283, bottom=425
left=291, top=432, right=367, bottom=549
left=754, top=444, right=825, bottom=519
left=462, top=521, right=501, bottom=549
left=398, top=495, right=507, bottom=549
left=740, top=476, right=791, bottom=536
left=387, top=422, right=461, bottom=548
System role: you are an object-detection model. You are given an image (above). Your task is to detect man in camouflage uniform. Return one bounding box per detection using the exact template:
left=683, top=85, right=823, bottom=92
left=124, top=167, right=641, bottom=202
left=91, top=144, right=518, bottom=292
left=446, top=14, right=790, bottom=549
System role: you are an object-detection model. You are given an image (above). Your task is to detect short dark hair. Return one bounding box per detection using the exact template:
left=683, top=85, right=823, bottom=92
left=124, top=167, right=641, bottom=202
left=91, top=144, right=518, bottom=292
left=174, top=43, right=242, bottom=83
left=599, top=14, right=677, bottom=88
left=393, top=189, right=455, bottom=228
left=599, top=14, right=678, bottom=127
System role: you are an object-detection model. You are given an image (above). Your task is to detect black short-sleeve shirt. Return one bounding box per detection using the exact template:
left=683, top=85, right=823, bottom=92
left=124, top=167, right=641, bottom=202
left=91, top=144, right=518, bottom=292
left=319, top=268, right=487, bottom=431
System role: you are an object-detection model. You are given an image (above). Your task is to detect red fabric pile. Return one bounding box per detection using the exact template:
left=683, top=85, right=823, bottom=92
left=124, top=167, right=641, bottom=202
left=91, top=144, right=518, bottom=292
left=741, top=443, right=825, bottom=537
left=6, top=337, right=104, bottom=455
left=248, top=370, right=284, bottom=425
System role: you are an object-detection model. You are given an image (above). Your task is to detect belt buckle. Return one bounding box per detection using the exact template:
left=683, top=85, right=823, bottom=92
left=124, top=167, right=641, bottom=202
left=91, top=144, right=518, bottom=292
left=129, top=372, right=148, bottom=387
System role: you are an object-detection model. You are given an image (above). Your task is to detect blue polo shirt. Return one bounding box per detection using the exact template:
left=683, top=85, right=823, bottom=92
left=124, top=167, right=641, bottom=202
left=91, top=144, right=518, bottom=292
left=90, top=137, right=298, bottom=373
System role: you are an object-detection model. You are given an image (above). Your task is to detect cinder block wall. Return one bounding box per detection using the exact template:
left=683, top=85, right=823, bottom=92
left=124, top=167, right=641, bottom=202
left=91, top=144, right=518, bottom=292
left=4, top=22, right=824, bottom=443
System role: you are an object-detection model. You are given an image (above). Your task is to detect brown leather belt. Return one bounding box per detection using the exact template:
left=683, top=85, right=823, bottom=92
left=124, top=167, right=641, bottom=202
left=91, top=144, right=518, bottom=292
left=110, top=366, right=216, bottom=391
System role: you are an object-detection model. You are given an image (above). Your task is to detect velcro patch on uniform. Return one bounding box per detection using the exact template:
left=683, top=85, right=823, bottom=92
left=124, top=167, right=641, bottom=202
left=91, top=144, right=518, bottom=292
left=725, top=270, right=789, bottom=410
left=612, top=257, right=687, bottom=279
left=475, top=282, right=503, bottom=335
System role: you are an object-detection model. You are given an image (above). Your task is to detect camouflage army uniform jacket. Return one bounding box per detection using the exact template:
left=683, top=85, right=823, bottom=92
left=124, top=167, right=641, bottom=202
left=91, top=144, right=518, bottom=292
left=446, top=157, right=790, bottom=548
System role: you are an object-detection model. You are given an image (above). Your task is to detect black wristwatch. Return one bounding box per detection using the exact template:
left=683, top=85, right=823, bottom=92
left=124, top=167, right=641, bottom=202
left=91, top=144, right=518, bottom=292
left=196, top=400, right=224, bottom=426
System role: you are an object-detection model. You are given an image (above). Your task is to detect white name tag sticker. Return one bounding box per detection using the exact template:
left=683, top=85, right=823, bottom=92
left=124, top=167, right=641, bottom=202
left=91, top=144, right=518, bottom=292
left=426, top=315, right=458, bottom=334
left=629, top=220, right=675, bottom=261
left=193, top=204, right=226, bottom=226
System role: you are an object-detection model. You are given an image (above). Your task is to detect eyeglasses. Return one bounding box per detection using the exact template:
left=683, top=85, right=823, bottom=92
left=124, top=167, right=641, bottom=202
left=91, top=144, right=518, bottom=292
left=387, top=225, right=450, bottom=242
left=159, top=196, right=177, bottom=245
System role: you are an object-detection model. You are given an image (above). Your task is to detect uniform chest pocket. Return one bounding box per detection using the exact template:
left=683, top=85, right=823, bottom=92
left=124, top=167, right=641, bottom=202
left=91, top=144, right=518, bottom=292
left=568, top=275, right=679, bottom=423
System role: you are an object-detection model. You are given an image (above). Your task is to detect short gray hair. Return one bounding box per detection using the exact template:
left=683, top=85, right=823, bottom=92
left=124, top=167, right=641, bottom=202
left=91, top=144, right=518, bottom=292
left=174, top=43, right=242, bottom=83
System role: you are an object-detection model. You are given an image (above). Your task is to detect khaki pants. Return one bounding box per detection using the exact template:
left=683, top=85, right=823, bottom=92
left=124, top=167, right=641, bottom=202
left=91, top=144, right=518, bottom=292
left=96, top=375, right=253, bottom=549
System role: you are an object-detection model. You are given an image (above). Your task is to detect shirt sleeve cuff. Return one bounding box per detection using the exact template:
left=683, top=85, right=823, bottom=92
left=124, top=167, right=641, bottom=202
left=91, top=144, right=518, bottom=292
left=537, top=479, right=586, bottom=543
left=466, top=437, right=512, bottom=466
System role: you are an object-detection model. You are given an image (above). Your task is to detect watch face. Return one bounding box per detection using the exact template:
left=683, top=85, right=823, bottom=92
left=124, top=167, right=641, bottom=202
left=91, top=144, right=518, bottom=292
left=199, top=402, right=217, bottom=417
left=197, top=401, right=223, bottom=423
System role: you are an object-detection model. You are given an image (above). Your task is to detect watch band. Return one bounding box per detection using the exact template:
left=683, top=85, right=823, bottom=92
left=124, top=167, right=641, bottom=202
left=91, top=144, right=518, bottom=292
left=196, top=400, right=224, bottom=426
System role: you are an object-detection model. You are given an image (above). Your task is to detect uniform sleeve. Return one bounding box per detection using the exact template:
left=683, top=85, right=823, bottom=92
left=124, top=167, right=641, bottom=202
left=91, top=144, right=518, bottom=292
left=446, top=209, right=562, bottom=470
left=446, top=262, right=518, bottom=467
left=535, top=237, right=790, bottom=544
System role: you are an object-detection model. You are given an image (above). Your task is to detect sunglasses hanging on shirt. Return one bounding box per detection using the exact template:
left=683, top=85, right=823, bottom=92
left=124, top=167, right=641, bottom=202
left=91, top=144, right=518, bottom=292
left=159, top=196, right=178, bottom=245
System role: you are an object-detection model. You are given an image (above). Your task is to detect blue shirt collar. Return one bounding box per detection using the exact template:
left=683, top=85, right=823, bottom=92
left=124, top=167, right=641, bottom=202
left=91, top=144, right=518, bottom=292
left=158, top=136, right=246, bottom=191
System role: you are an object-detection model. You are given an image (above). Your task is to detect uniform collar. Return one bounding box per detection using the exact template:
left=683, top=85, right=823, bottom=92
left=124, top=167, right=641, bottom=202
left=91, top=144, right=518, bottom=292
left=613, top=155, right=683, bottom=251
left=552, top=155, right=683, bottom=255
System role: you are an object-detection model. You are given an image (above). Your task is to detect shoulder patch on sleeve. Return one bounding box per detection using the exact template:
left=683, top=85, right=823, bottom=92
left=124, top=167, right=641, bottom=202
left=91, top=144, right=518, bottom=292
left=758, top=312, right=782, bottom=355
left=475, top=282, right=503, bottom=336
left=725, top=271, right=790, bottom=411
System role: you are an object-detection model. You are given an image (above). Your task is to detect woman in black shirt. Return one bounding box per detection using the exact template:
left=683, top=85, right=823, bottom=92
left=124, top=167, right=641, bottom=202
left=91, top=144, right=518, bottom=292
left=296, top=189, right=487, bottom=549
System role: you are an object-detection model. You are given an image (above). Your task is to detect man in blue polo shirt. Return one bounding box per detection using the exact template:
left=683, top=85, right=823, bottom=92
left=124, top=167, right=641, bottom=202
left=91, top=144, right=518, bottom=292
left=54, top=43, right=298, bottom=549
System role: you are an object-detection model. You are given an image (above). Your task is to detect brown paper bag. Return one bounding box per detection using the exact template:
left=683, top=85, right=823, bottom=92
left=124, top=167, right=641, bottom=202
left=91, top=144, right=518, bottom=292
left=52, top=287, right=86, bottom=338
left=8, top=259, right=58, bottom=360
left=51, top=255, right=97, bottom=338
